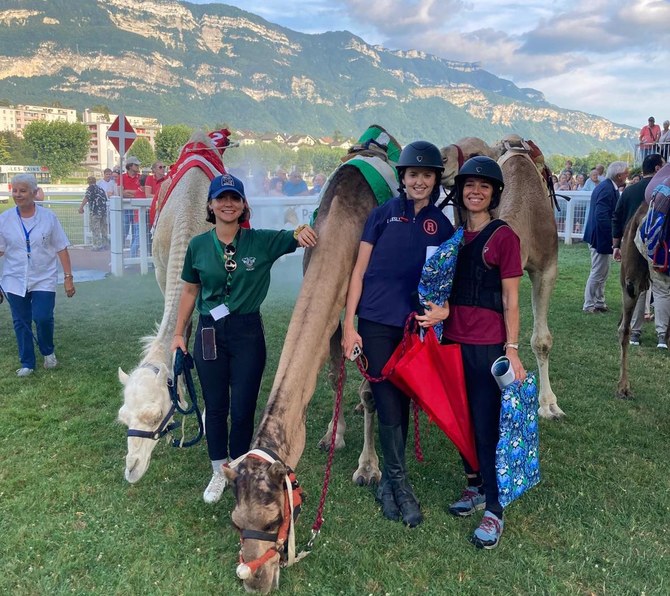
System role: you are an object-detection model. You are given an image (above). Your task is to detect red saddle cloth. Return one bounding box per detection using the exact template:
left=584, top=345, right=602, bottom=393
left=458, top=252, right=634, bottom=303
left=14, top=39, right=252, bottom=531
left=153, top=129, right=249, bottom=228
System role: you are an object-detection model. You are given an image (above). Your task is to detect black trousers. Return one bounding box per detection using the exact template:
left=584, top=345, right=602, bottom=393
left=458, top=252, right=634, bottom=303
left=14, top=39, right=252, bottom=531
left=358, top=318, right=410, bottom=431
left=193, top=312, right=266, bottom=461
left=458, top=342, right=504, bottom=513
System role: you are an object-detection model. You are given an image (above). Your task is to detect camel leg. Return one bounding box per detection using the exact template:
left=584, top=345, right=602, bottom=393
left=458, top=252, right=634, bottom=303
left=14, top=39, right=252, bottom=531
left=618, top=223, right=652, bottom=399
left=528, top=264, right=564, bottom=419
left=318, top=325, right=347, bottom=451
left=352, top=379, right=381, bottom=486
left=616, top=284, right=638, bottom=400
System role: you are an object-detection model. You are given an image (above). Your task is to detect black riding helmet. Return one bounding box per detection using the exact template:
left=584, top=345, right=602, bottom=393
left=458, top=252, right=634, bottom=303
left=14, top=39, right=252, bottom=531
left=454, top=156, right=505, bottom=210
left=396, top=140, right=444, bottom=203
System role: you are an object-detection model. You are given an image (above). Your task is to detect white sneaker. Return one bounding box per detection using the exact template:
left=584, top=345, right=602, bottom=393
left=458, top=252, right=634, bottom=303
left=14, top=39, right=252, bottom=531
left=44, top=353, right=58, bottom=369
left=16, top=367, right=34, bottom=377
left=203, top=472, right=227, bottom=503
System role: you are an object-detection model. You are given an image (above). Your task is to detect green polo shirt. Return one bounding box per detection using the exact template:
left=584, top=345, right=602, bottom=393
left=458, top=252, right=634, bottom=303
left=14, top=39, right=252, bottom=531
left=181, top=228, right=298, bottom=315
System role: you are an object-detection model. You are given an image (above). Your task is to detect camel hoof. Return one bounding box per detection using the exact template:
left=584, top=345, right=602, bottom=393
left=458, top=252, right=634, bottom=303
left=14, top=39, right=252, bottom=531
left=538, top=404, right=565, bottom=420
left=615, top=390, right=634, bottom=400
left=317, top=434, right=346, bottom=451
left=352, top=466, right=381, bottom=486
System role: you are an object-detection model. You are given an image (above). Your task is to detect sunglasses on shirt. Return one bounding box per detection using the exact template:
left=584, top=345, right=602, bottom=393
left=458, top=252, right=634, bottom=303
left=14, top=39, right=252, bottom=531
left=224, top=243, right=237, bottom=272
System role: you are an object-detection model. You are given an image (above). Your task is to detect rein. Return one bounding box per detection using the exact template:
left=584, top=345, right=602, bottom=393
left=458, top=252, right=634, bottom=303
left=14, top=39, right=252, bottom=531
left=126, top=349, right=204, bottom=447
left=447, top=143, right=465, bottom=170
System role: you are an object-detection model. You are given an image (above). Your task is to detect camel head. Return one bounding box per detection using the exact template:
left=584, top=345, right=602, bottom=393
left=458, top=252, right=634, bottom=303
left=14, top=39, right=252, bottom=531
left=224, top=456, right=294, bottom=594
left=117, top=362, right=172, bottom=483
left=440, top=137, right=498, bottom=189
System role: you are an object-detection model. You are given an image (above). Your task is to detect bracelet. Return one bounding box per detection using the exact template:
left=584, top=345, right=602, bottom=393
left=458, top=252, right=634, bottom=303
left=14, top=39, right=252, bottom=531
left=504, top=342, right=519, bottom=350
left=173, top=333, right=183, bottom=337
left=293, top=224, right=308, bottom=239
left=63, top=273, right=74, bottom=279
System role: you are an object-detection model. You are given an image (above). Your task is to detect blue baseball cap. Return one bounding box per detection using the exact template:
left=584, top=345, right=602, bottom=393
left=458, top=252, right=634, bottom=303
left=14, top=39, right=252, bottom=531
left=208, top=173, right=246, bottom=201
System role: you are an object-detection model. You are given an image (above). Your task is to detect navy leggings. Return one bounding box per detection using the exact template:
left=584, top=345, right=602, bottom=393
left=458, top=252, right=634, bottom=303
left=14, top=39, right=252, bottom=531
left=193, top=312, right=266, bottom=461
left=458, top=342, right=504, bottom=513
left=358, top=318, right=410, bottom=432
left=7, top=291, right=56, bottom=369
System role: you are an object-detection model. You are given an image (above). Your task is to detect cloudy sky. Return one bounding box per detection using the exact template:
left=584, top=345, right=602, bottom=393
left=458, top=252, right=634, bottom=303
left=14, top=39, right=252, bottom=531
left=191, top=0, right=670, bottom=128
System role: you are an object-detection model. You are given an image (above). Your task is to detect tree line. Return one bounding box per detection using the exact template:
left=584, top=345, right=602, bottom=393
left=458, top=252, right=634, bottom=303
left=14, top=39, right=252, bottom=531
left=0, top=119, right=632, bottom=183
left=0, top=121, right=346, bottom=182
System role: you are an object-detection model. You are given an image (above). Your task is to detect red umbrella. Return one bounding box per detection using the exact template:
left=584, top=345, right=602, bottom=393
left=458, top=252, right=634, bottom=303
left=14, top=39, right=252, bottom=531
left=380, top=331, right=421, bottom=400
left=382, top=328, right=479, bottom=470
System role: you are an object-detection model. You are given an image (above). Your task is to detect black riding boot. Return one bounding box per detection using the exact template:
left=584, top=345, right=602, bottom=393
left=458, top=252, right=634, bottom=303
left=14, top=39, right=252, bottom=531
left=378, top=423, right=423, bottom=528
left=375, top=469, right=400, bottom=522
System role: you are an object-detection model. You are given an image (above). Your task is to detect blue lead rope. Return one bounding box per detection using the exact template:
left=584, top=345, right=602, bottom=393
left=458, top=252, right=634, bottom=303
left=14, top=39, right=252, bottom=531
left=168, top=348, right=204, bottom=448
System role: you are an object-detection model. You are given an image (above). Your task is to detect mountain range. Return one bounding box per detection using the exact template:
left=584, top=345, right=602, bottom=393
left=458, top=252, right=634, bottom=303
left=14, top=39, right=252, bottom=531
left=0, top=0, right=637, bottom=155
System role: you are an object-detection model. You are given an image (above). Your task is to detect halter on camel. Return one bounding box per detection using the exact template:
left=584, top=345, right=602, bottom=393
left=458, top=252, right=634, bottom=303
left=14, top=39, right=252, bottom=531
left=230, top=448, right=306, bottom=580
left=126, top=348, right=204, bottom=447
left=499, top=137, right=562, bottom=211
left=437, top=137, right=560, bottom=212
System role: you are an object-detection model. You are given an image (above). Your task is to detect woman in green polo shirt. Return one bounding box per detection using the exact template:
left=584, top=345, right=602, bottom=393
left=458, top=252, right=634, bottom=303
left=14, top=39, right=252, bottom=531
left=171, top=173, right=317, bottom=504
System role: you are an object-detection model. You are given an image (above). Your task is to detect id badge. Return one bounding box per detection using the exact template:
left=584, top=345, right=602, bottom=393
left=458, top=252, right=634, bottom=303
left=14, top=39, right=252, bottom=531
left=201, top=327, right=217, bottom=361
left=210, top=303, right=230, bottom=321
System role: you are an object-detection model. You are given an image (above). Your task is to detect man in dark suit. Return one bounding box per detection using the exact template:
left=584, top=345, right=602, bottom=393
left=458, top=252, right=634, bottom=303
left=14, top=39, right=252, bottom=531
left=583, top=161, right=629, bottom=312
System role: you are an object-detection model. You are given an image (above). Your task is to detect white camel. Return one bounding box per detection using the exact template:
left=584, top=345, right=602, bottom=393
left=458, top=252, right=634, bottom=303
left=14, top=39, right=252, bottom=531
left=117, top=131, right=222, bottom=483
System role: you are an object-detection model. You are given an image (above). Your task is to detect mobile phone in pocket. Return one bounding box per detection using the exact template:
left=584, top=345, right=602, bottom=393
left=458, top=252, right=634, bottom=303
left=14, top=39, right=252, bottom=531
left=201, top=327, right=217, bottom=361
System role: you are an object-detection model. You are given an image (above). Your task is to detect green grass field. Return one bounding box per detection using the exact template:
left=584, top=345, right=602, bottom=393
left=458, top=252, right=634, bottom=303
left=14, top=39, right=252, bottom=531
left=0, top=246, right=668, bottom=595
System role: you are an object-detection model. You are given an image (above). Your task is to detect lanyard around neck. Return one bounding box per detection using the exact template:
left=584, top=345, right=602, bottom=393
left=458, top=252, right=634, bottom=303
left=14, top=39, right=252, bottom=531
left=16, top=207, right=36, bottom=259
left=211, top=228, right=241, bottom=305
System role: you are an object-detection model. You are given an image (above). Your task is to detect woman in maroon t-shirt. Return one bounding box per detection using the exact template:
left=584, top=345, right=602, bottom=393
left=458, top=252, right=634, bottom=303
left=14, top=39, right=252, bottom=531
left=419, top=156, right=525, bottom=550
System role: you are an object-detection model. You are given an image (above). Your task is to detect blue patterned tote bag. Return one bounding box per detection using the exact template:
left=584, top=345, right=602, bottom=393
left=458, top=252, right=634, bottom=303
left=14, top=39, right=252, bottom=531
left=495, top=372, right=540, bottom=508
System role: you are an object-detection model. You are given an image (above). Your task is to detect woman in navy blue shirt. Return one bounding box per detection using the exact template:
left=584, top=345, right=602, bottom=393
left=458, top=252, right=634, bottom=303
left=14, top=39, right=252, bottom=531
left=342, top=141, right=454, bottom=527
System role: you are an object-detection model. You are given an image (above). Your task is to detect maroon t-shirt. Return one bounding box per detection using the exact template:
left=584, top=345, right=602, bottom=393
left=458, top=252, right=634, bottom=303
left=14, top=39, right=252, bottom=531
left=442, top=225, right=523, bottom=345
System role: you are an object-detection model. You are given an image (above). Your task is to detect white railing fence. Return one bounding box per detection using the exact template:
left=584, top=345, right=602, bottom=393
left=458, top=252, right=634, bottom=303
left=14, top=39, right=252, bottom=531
left=634, top=141, right=670, bottom=164
left=554, top=190, right=592, bottom=245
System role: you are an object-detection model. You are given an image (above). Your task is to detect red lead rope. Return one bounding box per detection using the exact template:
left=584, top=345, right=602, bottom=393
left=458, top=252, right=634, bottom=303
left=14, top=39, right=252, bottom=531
left=309, top=325, right=425, bottom=548
left=311, top=356, right=346, bottom=536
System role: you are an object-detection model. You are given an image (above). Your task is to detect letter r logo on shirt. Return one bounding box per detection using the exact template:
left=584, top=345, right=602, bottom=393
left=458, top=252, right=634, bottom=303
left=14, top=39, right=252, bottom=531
left=423, top=219, right=438, bottom=235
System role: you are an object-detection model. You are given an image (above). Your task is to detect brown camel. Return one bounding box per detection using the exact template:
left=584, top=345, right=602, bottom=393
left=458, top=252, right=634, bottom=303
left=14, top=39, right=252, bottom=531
left=617, top=202, right=651, bottom=398
left=223, top=132, right=401, bottom=593
left=223, top=131, right=561, bottom=592
left=617, top=169, right=670, bottom=398
left=441, top=135, right=563, bottom=419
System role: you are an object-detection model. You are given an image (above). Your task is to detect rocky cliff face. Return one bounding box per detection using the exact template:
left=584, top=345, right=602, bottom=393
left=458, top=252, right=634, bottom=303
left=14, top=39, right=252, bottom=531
left=0, top=0, right=636, bottom=154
